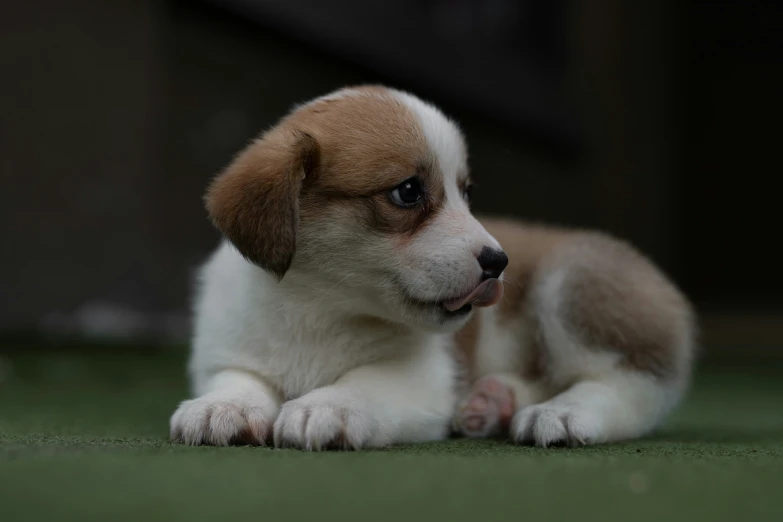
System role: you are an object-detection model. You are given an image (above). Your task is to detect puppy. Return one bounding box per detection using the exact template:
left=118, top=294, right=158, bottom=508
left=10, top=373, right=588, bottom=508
left=170, top=85, right=505, bottom=449
left=170, top=85, right=696, bottom=449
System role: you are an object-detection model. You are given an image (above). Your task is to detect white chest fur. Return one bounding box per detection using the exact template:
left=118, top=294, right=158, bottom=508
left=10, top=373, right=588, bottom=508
left=188, top=242, right=442, bottom=399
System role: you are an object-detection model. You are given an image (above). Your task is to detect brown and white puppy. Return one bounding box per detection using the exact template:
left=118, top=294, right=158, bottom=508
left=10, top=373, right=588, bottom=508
left=169, top=85, right=696, bottom=449
left=170, top=86, right=505, bottom=449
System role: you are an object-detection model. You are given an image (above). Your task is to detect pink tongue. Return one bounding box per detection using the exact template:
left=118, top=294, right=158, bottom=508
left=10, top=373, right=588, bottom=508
left=444, top=279, right=504, bottom=312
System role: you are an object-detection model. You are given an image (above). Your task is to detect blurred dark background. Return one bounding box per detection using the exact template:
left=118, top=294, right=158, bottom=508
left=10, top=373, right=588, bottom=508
left=1, top=0, right=781, bottom=354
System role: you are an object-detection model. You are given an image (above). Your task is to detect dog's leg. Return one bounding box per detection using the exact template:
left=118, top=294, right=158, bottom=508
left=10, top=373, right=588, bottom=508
left=170, top=370, right=282, bottom=446
left=506, top=234, right=693, bottom=447
left=510, top=370, right=679, bottom=446
left=273, top=345, right=455, bottom=450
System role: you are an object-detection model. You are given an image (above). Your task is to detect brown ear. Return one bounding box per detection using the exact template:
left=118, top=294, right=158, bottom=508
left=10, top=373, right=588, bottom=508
left=205, top=129, right=319, bottom=279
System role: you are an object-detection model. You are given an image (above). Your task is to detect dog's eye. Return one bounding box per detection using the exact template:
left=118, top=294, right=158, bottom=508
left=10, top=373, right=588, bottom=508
left=463, top=183, right=474, bottom=204
left=389, top=177, right=423, bottom=208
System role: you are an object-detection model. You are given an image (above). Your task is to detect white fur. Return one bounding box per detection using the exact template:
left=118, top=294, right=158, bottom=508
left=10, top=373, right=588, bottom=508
left=461, top=259, right=688, bottom=447
left=511, top=372, right=680, bottom=447
left=173, top=86, right=687, bottom=451
left=392, top=91, right=468, bottom=181
left=171, top=241, right=458, bottom=448
left=391, top=89, right=502, bottom=311
left=171, top=88, right=488, bottom=449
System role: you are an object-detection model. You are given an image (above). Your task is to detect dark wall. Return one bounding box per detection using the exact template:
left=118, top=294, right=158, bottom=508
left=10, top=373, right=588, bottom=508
left=1, top=0, right=781, bottom=343
left=1, top=2, right=170, bottom=337
left=679, top=1, right=783, bottom=311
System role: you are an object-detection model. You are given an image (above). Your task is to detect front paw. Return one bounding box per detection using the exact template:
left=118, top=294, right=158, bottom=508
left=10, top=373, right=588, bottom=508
left=273, top=390, right=378, bottom=450
left=511, top=403, right=602, bottom=448
left=170, top=397, right=276, bottom=446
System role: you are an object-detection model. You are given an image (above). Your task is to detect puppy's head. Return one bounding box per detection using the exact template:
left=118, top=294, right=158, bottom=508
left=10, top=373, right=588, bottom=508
left=206, top=86, right=507, bottom=331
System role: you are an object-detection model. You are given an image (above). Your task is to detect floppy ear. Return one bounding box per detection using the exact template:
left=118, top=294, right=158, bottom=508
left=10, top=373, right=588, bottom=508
left=205, top=129, right=319, bottom=279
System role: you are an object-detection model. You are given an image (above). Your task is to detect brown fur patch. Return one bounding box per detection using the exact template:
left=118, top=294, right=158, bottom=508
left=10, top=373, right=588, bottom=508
left=290, top=87, right=430, bottom=196
left=293, top=89, right=445, bottom=237
left=551, top=233, right=695, bottom=379
left=205, top=129, right=319, bottom=278
left=466, top=218, right=694, bottom=381
left=206, top=86, right=450, bottom=277
left=484, top=220, right=571, bottom=325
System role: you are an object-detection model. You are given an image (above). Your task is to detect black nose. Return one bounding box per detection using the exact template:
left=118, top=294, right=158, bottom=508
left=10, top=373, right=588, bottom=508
left=477, top=247, right=509, bottom=280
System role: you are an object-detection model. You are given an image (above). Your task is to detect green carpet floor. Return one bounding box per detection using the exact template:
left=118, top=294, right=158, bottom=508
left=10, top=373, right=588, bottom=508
left=1, top=345, right=782, bottom=522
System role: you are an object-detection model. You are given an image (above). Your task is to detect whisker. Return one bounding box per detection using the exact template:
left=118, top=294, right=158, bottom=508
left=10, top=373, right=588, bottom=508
left=500, top=276, right=524, bottom=292
left=314, top=274, right=352, bottom=307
